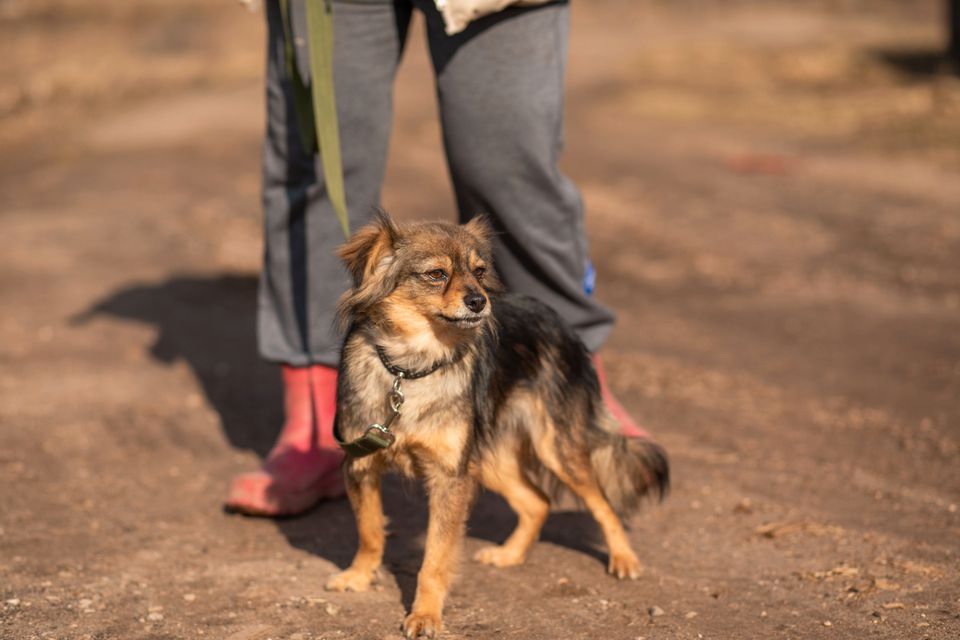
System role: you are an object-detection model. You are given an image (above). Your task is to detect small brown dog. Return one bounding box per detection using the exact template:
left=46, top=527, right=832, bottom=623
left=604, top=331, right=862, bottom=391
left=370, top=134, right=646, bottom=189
left=325, top=212, right=668, bottom=638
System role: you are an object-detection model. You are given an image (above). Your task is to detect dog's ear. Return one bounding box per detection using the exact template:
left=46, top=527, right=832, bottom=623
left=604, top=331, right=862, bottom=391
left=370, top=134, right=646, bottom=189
left=337, top=209, right=400, bottom=288
left=463, top=214, right=494, bottom=253
left=336, top=210, right=402, bottom=329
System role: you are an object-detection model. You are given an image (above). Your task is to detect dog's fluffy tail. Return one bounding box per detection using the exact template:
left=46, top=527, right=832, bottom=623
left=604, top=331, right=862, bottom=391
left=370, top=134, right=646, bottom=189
left=589, top=430, right=670, bottom=515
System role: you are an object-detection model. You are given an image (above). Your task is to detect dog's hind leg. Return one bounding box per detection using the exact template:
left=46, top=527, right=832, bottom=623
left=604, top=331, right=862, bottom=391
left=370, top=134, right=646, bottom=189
left=536, top=434, right=643, bottom=580
left=473, top=451, right=550, bottom=568
left=326, top=466, right=385, bottom=592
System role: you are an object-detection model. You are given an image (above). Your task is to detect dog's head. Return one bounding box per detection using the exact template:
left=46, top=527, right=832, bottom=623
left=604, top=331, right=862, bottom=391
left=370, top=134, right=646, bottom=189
left=337, top=211, right=501, bottom=349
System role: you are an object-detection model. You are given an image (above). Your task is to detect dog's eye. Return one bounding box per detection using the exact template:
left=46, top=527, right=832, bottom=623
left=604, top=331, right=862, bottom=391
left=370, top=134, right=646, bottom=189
left=474, top=266, right=486, bottom=280
left=424, top=269, right=448, bottom=282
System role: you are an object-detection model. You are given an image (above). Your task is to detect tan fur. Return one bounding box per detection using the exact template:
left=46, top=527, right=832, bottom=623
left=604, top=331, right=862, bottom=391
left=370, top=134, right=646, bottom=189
left=403, top=470, right=474, bottom=638
left=473, top=438, right=550, bottom=567
left=481, top=390, right=643, bottom=578
left=328, top=214, right=658, bottom=638
left=325, top=471, right=386, bottom=592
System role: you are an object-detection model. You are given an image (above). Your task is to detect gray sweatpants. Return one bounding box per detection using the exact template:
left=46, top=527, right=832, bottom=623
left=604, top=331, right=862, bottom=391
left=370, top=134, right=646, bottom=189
left=259, top=0, right=615, bottom=367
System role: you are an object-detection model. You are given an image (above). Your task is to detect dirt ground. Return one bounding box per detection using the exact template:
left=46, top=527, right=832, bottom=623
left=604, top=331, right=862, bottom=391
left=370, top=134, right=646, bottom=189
left=2, top=0, right=959, bottom=638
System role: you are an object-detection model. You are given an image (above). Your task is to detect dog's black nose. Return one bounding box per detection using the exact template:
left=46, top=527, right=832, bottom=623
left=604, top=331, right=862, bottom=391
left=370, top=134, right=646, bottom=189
left=463, top=292, right=486, bottom=313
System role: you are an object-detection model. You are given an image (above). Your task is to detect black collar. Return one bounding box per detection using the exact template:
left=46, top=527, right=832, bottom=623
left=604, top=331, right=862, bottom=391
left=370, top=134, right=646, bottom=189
left=375, top=345, right=461, bottom=380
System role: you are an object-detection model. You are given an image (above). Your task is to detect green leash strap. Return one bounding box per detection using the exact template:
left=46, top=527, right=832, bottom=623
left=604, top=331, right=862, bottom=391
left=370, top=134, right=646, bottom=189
left=334, top=420, right=396, bottom=458
left=278, top=0, right=350, bottom=240
left=306, top=0, right=350, bottom=239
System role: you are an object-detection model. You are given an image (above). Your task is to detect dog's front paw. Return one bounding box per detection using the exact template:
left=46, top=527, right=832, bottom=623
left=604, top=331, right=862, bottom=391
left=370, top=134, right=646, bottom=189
left=403, top=610, right=442, bottom=639
left=325, top=568, right=374, bottom=592
left=472, top=544, right=526, bottom=567
left=607, top=550, right=642, bottom=580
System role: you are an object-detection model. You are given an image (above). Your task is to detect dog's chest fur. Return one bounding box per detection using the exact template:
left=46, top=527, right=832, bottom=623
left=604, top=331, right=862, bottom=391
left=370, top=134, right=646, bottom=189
left=339, top=335, right=475, bottom=476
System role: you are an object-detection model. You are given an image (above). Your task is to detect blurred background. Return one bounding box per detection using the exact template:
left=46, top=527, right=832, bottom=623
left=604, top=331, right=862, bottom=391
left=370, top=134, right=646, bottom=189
left=1, top=1, right=958, bottom=638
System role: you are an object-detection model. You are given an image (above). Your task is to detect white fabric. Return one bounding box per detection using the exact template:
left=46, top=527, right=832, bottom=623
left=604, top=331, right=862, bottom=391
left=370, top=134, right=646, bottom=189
left=237, top=1, right=547, bottom=35
left=434, top=0, right=551, bottom=35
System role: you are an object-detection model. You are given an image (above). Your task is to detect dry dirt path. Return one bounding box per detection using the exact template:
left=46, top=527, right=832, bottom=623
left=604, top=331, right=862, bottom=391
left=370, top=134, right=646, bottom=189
left=1, top=1, right=959, bottom=639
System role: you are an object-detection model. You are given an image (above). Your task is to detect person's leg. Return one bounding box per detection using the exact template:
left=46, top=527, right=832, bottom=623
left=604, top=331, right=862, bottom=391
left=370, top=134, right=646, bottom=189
left=420, top=1, right=649, bottom=437
left=260, top=0, right=412, bottom=366
left=227, top=0, right=413, bottom=515
left=420, top=0, right=613, bottom=351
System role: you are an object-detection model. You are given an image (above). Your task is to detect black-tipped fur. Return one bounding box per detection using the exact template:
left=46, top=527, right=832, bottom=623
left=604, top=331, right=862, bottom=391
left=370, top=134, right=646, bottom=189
left=330, top=213, right=670, bottom=636
left=469, top=292, right=670, bottom=511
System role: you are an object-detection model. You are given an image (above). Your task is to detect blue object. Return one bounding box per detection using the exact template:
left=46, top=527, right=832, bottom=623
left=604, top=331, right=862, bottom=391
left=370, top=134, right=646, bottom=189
left=583, top=260, right=596, bottom=295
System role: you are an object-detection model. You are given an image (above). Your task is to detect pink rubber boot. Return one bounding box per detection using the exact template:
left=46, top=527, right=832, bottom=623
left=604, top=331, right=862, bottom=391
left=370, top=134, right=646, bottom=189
left=225, top=364, right=345, bottom=516
left=593, top=354, right=653, bottom=440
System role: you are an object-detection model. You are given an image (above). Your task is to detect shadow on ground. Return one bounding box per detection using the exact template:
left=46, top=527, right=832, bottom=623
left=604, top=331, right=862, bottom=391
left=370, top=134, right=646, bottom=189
left=869, top=45, right=959, bottom=76
left=79, top=273, right=607, bottom=610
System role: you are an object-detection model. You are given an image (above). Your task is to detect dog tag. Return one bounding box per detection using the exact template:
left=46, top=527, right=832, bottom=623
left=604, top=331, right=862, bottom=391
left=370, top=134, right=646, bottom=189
left=362, top=424, right=396, bottom=449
